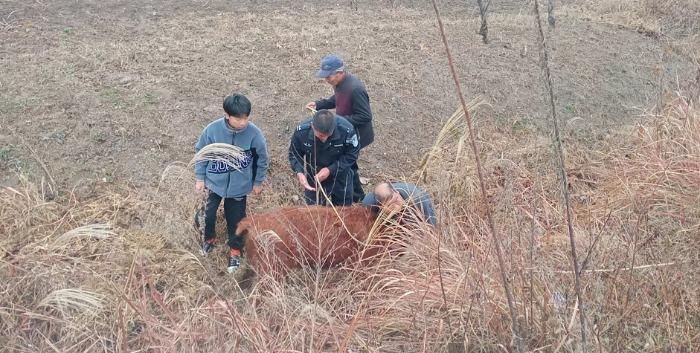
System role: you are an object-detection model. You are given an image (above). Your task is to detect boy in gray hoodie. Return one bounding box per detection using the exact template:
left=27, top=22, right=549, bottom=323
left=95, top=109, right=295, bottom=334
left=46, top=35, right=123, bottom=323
left=194, top=93, right=269, bottom=273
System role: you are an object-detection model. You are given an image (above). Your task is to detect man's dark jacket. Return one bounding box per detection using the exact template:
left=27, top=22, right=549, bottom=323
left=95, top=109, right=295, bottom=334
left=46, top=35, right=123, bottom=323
left=315, top=73, right=374, bottom=149
left=288, top=115, right=360, bottom=187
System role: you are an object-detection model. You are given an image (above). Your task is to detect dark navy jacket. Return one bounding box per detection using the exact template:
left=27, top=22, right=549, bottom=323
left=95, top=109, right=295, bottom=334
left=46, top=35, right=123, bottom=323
left=315, top=73, right=374, bottom=149
left=288, top=115, right=360, bottom=186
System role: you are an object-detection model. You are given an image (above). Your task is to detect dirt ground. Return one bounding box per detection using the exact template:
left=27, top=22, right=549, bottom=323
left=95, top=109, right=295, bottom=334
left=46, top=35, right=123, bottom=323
left=1, top=0, right=697, bottom=209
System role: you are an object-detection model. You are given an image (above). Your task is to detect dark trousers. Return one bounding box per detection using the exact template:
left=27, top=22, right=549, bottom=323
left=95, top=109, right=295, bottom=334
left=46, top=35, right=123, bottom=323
left=203, top=192, right=246, bottom=250
left=351, top=162, right=365, bottom=203
left=304, top=171, right=353, bottom=206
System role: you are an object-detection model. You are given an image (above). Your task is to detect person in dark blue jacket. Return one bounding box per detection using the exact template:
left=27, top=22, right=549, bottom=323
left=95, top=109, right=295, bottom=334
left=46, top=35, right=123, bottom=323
left=288, top=109, right=360, bottom=206
left=194, top=93, right=269, bottom=273
left=362, top=182, right=437, bottom=227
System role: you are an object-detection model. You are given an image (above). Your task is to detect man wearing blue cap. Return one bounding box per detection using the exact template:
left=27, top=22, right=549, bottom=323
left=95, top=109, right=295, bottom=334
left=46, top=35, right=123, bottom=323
left=305, top=54, right=374, bottom=203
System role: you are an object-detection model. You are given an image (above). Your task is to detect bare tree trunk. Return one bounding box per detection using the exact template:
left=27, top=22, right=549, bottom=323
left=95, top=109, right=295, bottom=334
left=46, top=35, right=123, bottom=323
left=548, top=0, right=556, bottom=27
left=533, top=0, right=587, bottom=352
left=475, top=0, right=489, bottom=43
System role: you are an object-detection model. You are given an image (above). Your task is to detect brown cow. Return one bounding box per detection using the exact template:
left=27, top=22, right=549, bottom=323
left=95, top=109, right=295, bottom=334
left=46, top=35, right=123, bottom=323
left=236, top=205, right=391, bottom=277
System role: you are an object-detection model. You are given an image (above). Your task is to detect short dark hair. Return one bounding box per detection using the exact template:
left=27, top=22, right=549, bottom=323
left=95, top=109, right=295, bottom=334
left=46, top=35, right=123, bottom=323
left=312, top=110, right=336, bottom=134
left=223, top=93, right=251, bottom=117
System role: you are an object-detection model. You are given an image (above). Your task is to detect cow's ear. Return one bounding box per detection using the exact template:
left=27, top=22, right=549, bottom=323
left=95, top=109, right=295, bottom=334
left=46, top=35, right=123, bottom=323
left=236, top=219, right=252, bottom=236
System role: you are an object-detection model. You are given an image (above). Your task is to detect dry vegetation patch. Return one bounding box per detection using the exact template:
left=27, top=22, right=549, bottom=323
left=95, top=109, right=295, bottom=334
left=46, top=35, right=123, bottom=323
left=2, top=1, right=700, bottom=351
left=2, top=92, right=698, bottom=352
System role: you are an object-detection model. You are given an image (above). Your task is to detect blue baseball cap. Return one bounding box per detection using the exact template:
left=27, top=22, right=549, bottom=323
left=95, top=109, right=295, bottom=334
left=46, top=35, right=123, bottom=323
left=317, top=54, right=344, bottom=78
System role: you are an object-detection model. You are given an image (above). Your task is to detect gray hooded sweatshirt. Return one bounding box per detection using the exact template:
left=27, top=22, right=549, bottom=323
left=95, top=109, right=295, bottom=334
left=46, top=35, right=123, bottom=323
left=194, top=118, right=269, bottom=198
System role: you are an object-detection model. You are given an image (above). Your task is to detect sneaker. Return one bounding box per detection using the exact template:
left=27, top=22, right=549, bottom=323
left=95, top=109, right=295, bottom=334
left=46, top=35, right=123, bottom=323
left=227, top=249, right=242, bottom=273
left=201, top=239, right=216, bottom=256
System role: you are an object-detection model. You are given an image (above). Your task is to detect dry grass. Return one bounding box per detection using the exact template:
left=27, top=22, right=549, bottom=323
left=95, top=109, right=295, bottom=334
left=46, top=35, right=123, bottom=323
left=576, top=0, right=700, bottom=59
left=1, top=3, right=699, bottom=351
left=640, top=0, right=700, bottom=37
left=53, top=224, right=115, bottom=245
left=1, top=91, right=698, bottom=352
left=37, top=288, right=105, bottom=316
left=190, top=143, right=246, bottom=172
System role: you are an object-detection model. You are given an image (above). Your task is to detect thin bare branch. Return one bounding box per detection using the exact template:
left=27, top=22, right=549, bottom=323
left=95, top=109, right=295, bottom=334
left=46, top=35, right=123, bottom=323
left=429, top=1, right=526, bottom=352
left=532, top=0, right=588, bottom=351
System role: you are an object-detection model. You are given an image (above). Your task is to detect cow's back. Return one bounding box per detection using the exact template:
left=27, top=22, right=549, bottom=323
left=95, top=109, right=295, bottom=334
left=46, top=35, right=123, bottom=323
left=237, top=206, right=377, bottom=276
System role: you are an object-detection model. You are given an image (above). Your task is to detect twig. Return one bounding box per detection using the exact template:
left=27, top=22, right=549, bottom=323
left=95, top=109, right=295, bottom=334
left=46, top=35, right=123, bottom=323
left=622, top=212, right=643, bottom=313
left=532, top=0, right=587, bottom=351
left=337, top=299, right=367, bottom=353
left=13, top=130, right=57, bottom=194
left=198, top=189, right=207, bottom=247
left=429, top=1, right=525, bottom=352
left=528, top=187, right=537, bottom=329
left=552, top=297, right=579, bottom=353
left=436, top=218, right=454, bottom=338
left=578, top=210, right=612, bottom=274
left=657, top=30, right=666, bottom=115
left=527, top=261, right=688, bottom=276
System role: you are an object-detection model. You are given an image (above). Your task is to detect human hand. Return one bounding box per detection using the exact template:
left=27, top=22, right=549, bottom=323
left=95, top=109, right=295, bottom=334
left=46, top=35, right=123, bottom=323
left=195, top=180, right=205, bottom=193
left=305, top=102, right=317, bottom=112
left=315, top=167, right=330, bottom=183
left=253, top=185, right=263, bottom=195
left=297, top=173, right=316, bottom=191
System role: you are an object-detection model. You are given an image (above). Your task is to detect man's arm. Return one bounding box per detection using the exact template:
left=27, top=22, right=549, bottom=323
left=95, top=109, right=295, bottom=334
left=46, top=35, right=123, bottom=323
left=289, top=131, right=317, bottom=191
left=288, top=132, right=306, bottom=174
left=361, top=193, right=377, bottom=207
left=315, top=94, right=336, bottom=110
left=361, top=193, right=381, bottom=213
left=415, top=192, right=437, bottom=226
left=342, top=88, right=372, bottom=125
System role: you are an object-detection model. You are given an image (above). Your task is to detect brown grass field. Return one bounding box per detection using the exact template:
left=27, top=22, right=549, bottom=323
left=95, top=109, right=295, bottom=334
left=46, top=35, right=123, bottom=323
left=1, top=0, right=699, bottom=352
